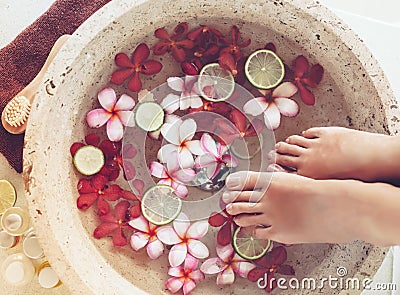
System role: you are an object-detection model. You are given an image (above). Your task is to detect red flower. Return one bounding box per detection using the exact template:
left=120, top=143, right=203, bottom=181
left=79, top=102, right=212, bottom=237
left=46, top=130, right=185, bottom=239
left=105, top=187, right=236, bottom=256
left=70, top=134, right=137, bottom=181
left=77, top=174, right=139, bottom=215
left=187, top=25, right=224, bottom=46
left=77, top=174, right=120, bottom=215
left=153, top=22, right=195, bottom=62
left=110, top=43, right=163, bottom=92
left=100, top=140, right=137, bottom=181
left=93, top=200, right=132, bottom=247
left=129, top=178, right=145, bottom=197
left=181, top=58, right=203, bottom=75
left=264, top=42, right=277, bottom=53
left=219, top=52, right=239, bottom=76
left=214, top=109, right=264, bottom=145
left=220, top=26, right=251, bottom=61
left=188, top=101, right=231, bottom=116
left=218, top=26, right=250, bottom=76
left=247, top=246, right=295, bottom=293
left=70, top=133, right=102, bottom=157
left=292, top=55, right=324, bottom=105
left=208, top=209, right=237, bottom=246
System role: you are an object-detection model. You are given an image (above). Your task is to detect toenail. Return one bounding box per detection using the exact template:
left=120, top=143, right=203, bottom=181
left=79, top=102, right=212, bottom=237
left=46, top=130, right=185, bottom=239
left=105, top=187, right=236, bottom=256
left=285, top=138, right=290, bottom=143
left=226, top=175, right=241, bottom=189
left=267, top=151, right=274, bottom=160
left=222, top=192, right=232, bottom=203
left=226, top=203, right=233, bottom=213
left=275, top=143, right=280, bottom=149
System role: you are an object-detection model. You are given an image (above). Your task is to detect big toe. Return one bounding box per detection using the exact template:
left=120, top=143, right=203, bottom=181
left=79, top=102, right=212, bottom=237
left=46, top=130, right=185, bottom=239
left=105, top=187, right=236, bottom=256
left=226, top=171, right=273, bottom=190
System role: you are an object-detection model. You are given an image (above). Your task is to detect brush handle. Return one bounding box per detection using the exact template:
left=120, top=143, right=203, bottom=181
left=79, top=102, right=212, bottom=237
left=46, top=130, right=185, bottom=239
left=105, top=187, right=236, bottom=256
left=27, top=35, right=70, bottom=98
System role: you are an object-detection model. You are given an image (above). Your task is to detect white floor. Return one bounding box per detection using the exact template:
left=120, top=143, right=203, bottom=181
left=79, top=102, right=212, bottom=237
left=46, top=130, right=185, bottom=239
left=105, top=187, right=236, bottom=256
left=0, top=1, right=399, bottom=294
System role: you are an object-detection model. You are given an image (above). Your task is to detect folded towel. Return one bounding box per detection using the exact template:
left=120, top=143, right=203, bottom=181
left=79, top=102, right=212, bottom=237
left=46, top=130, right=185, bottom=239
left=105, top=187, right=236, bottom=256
left=0, top=0, right=110, bottom=173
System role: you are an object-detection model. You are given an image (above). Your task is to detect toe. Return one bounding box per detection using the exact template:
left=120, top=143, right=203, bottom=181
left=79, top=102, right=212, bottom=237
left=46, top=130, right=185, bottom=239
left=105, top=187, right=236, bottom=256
left=285, top=135, right=314, bottom=148
left=226, top=202, right=263, bottom=215
left=222, top=191, right=264, bottom=204
left=267, top=164, right=293, bottom=173
left=275, top=152, right=299, bottom=169
left=275, top=141, right=306, bottom=156
left=226, top=171, right=272, bottom=190
left=302, top=127, right=324, bottom=139
left=234, top=214, right=269, bottom=227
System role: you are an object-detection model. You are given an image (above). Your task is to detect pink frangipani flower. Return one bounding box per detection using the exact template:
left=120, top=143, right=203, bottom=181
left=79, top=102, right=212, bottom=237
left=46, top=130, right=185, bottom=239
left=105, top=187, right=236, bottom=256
left=157, top=212, right=209, bottom=267
left=243, top=82, right=299, bottom=130
left=86, top=87, right=135, bottom=142
left=201, top=243, right=256, bottom=285
left=129, top=215, right=164, bottom=259
left=165, top=254, right=204, bottom=295
left=195, top=133, right=238, bottom=179
left=158, top=118, right=205, bottom=168
left=166, top=76, right=203, bottom=111
left=149, top=151, right=196, bottom=198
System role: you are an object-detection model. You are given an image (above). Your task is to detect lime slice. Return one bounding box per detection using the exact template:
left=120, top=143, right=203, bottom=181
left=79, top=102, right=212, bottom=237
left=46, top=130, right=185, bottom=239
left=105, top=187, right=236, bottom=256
left=141, top=185, right=182, bottom=225
left=0, top=180, right=17, bottom=215
left=73, top=145, right=105, bottom=176
left=232, top=226, right=272, bottom=260
left=230, top=134, right=263, bottom=160
left=134, top=102, right=164, bottom=132
left=245, top=49, right=285, bottom=90
left=198, top=63, right=235, bottom=102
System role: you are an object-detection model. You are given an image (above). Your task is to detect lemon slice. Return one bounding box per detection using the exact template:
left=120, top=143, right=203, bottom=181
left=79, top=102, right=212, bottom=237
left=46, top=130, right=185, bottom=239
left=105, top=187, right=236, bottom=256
left=245, top=49, right=285, bottom=90
left=0, top=180, right=17, bottom=215
left=73, top=145, right=105, bottom=176
left=232, top=226, right=272, bottom=260
left=230, top=134, right=263, bottom=160
left=198, top=63, right=235, bottom=102
left=134, top=102, right=164, bottom=132
left=141, top=185, right=182, bottom=225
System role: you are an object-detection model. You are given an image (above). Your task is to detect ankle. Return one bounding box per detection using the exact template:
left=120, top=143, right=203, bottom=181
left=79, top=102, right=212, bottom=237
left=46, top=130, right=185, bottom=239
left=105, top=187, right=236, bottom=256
left=312, top=179, right=364, bottom=243
left=378, top=136, right=400, bottom=181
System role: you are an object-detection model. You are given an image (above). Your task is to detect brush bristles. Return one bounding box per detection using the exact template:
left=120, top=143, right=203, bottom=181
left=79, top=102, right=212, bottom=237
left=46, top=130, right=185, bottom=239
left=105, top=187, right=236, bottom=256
left=4, top=96, right=31, bottom=127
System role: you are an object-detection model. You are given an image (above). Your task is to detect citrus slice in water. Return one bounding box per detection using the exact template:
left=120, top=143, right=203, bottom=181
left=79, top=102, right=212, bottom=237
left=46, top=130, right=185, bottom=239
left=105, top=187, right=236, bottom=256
left=230, top=133, right=263, bottom=160
left=198, top=63, right=235, bottom=102
left=73, top=145, right=105, bottom=176
left=0, top=180, right=17, bottom=215
left=245, top=49, right=285, bottom=90
left=134, top=101, right=164, bottom=132
left=232, top=225, right=272, bottom=260
left=141, top=185, right=182, bottom=225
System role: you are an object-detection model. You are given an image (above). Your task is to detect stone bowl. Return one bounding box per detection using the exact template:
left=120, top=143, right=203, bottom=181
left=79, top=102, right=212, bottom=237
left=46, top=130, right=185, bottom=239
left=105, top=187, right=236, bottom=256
left=23, top=0, right=399, bottom=294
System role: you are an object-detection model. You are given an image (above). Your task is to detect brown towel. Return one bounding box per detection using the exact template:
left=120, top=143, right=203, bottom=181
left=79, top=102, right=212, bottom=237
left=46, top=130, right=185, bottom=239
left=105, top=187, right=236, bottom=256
left=0, top=0, right=111, bottom=173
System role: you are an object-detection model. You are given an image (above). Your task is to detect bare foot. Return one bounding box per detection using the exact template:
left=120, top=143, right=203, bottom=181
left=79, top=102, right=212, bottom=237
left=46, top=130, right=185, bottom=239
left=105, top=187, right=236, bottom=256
left=223, top=171, right=400, bottom=246
left=272, top=127, right=400, bottom=182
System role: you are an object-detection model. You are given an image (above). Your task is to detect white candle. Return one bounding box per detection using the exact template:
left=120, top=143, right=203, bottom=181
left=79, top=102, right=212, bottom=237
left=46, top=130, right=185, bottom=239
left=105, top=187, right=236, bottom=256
left=4, top=213, right=22, bottom=231
left=38, top=266, right=60, bottom=289
left=5, top=261, right=25, bottom=284
left=23, top=234, right=43, bottom=259
left=0, top=230, right=16, bottom=249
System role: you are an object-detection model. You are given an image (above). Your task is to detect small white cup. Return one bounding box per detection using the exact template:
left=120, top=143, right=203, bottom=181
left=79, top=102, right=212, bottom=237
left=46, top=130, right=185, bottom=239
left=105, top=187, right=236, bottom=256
left=22, top=231, right=44, bottom=260
left=0, top=230, right=19, bottom=249
left=1, top=253, right=35, bottom=286
left=38, top=262, right=61, bottom=289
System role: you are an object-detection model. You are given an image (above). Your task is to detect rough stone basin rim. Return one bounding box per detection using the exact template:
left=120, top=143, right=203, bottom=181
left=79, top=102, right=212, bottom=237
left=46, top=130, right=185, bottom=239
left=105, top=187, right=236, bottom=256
left=23, top=0, right=399, bottom=294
